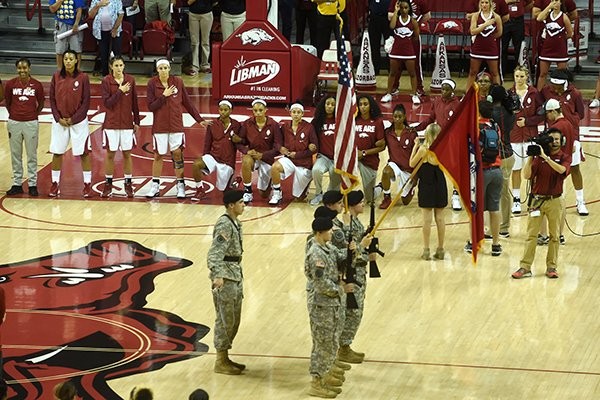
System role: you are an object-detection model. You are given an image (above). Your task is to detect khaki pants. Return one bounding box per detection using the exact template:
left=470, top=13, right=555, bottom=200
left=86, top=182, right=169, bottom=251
left=520, top=196, right=563, bottom=270
left=8, top=119, right=39, bottom=186
left=188, top=11, right=213, bottom=70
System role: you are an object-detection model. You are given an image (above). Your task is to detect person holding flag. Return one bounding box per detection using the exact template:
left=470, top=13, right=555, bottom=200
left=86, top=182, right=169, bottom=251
left=409, top=123, right=447, bottom=260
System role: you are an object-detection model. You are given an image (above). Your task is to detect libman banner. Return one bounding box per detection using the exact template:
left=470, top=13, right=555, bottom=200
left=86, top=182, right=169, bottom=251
left=355, top=31, right=376, bottom=92
left=430, top=35, right=451, bottom=91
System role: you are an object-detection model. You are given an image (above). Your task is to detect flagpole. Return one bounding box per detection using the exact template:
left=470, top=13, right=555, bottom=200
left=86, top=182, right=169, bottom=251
left=369, top=157, right=425, bottom=236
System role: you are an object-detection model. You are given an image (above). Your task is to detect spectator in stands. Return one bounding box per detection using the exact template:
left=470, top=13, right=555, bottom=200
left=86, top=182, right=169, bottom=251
left=310, top=95, right=341, bottom=205
left=49, top=0, right=85, bottom=69
left=189, top=388, right=210, bottom=400
left=53, top=381, right=77, bottom=400
left=219, top=0, right=246, bottom=41
left=130, top=386, right=153, bottom=400
left=369, top=0, right=391, bottom=76
left=48, top=50, right=92, bottom=198
left=122, top=0, right=140, bottom=29
left=89, top=0, right=124, bottom=77
left=100, top=56, right=140, bottom=198
left=4, top=58, right=45, bottom=197
left=279, top=0, right=294, bottom=41
left=145, top=59, right=211, bottom=199
left=313, top=0, right=348, bottom=59
left=355, top=94, right=385, bottom=204
left=145, top=0, right=172, bottom=24
left=501, top=0, right=533, bottom=75
left=296, top=0, right=317, bottom=45
left=466, top=0, right=503, bottom=90
left=188, top=0, right=213, bottom=75
left=381, top=0, right=420, bottom=104
left=534, top=0, right=572, bottom=90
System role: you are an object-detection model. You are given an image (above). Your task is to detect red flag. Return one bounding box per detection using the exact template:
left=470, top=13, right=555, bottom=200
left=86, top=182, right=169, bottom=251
left=429, top=87, right=484, bottom=262
left=333, top=34, right=359, bottom=194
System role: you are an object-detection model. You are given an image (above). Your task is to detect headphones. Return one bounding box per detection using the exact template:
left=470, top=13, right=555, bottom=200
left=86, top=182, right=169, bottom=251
left=542, top=127, right=566, bottom=147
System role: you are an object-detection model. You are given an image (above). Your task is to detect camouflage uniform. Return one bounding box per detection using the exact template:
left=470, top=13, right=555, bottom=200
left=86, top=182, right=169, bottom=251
left=207, top=214, right=244, bottom=352
left=306, top=240, right=345, bottom=377
left=340, top=216, right=369, bottom=347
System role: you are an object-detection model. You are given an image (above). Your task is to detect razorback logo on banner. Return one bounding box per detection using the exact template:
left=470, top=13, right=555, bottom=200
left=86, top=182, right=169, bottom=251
left=1, top=240, right=209, bottom=399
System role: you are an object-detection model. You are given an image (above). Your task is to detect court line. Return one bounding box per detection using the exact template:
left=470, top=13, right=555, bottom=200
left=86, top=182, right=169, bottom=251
left=4, top=344, right=600, bottom=377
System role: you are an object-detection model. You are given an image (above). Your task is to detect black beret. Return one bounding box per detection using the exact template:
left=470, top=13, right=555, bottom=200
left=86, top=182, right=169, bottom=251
left=314, top=206, right=338, bottom=219
left=223, top=190, right=244, bottom=205
left=489, top=84, right=507, bottom=103
left=322, top=190, right=343, bottom=205
left=312, top=217, right=333, bottom=232
left=549, top=69, right=569, bottom=81
left=347, top=190, right=364, bottom=206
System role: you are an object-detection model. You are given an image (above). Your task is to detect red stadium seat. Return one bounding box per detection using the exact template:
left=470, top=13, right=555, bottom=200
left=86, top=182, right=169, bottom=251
left=139, top=29, right=172, bottom=60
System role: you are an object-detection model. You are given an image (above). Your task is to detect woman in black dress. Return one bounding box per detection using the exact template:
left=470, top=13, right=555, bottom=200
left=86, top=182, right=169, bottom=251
left=409, top=123, right=447, bottom=260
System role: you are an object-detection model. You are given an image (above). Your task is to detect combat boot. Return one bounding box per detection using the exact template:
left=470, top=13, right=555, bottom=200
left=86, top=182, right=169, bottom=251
left=323, top=372, right=343, bottom=387
left=308, top=377, right=338, bottom=398
left=337, top=345, right=364, bottom=363
left=226, top=352, right=246, bottom=371
left=334, top=359, right=352, bottom=371
left=329, top=366, right=345, bottom=380
left=214, top=351, right=241, bottom=375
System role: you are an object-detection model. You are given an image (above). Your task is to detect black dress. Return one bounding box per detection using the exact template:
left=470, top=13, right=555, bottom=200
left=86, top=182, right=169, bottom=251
left=417, top=162, right=448, bottom=209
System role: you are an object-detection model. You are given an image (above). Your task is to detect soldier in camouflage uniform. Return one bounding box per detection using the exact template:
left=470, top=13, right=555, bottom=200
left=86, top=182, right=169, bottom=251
left=207, top=190, right=246, bottom=375
left=338, top=190, right=372, bottom=364
left=306, top=217, right=354, bottom=398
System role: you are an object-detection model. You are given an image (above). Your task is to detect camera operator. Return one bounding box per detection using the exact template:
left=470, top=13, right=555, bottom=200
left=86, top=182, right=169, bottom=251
left=511, top=128, right=570, bottom=279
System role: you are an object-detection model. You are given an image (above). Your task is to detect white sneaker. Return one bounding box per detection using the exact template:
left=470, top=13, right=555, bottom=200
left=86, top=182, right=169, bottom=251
left=511, top=199, right=521, bottom=214
left=243, top=191, right=253, bottom=203
left=590, top=98, right=600, bottom=108
left=373, top=183, right=383, bottom=200
left=381, top=93, right=392, bottom=103
left=451, top=193, right=462, bottom=211
left=176, top=182, right=186, bottom=199
left=391, top=88, right=400, bottom=96
left=268, top=189, right=283, bottom=205
left=309, top=193, right=323, bottom=206
left=146, top=182, right=160, bottom=198
left=576, top=200, right=589, bottom=216
left=411, top=94, right=421, bottom=105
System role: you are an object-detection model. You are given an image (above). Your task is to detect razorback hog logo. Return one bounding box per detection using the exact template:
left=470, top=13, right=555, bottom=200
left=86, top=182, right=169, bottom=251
left=236, top=28, right=274, bottom=45
left=230, top=56, right=281, bottom=86
left=1, top=240, right=209, bottom=399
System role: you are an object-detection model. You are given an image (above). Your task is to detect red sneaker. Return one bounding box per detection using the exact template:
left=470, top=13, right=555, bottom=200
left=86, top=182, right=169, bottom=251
left=83, top=183, right=93, bottom=198
left=48, top=182, right=59, bottom=197
left=101, top=183, right=112, bottom=198
left=124, top=182, right=134, bottom=198
left=511, top=268, right=532, bottom=279
left=545, top=268, right=559, bottom=279
left=379, top=194, right=392, bottom=209
left=191, top=186, right=207, bottom=201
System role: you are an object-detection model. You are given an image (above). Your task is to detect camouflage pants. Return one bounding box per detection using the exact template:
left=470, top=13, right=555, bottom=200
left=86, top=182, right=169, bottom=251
left=308, top=303, right=341, bottom=377
left=212, top=279, right=243, bottom=351
left=340, top=280, right=365, bottom=346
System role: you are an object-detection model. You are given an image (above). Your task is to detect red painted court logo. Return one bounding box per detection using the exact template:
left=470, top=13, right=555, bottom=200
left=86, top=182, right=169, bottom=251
left=1, top=240, right=209, bottom=399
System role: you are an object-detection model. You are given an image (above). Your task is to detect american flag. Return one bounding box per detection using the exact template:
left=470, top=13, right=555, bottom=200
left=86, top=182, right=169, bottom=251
left=333, top=34, right=359, bottom=194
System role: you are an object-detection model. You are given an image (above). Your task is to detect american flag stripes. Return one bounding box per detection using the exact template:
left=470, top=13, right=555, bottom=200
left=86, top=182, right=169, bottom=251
left=333, top=34, right=360, bottom=194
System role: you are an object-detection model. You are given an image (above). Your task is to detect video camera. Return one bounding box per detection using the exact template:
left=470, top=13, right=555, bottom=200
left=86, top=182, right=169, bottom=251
left=526, top=134, right=554, bottom=157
